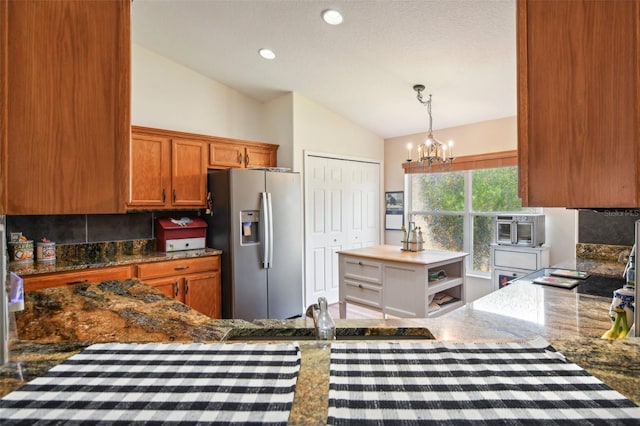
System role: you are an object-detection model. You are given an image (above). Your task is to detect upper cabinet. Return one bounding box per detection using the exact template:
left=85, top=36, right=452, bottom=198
left=208, top=138, right=278, bottom=169
left=517, top=0, right=640, bottom=208
left=0, top=0, right=130, bottom=214
left=129, top=127, right=207, bottom=210
left=129, top=126, right=278, bottom=210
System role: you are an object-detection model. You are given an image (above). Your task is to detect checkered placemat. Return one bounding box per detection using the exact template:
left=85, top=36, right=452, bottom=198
left=0, top=342, right=300, bottom=425
left=328, top=337, right=640, bottom=425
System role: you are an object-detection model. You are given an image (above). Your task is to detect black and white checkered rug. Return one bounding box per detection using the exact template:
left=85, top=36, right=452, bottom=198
left=328, top=338, right=640, bottom=425
left=0, top=342, right=300, bottom=425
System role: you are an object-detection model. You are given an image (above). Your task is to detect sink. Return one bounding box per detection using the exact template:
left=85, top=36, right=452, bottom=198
left=221, top=326, right=435, bottom=341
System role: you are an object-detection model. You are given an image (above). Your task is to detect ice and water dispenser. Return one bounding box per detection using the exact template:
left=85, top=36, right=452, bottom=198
left=241, top=210, right=260, bottom=245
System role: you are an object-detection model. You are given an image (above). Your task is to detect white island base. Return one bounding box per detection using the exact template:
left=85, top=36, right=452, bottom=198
left=338, top=245, right=468, bottom=318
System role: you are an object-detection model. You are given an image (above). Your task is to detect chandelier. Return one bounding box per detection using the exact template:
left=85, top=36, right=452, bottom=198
left=407, top=84, right=454, bottom=167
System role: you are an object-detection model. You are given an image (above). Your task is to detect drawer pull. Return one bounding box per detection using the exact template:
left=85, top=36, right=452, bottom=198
left=66, top=279, right=88, bottom=285
left=174, top=266, right=190, bottom=271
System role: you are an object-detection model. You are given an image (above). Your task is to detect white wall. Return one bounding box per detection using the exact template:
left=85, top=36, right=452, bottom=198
left=292, top=93, right=384, bottom=172
left=264, top=93, right=294, bottom=169
left=132, top=44, right=268, bottom=142
left=383, top=116, right=578, bottom=300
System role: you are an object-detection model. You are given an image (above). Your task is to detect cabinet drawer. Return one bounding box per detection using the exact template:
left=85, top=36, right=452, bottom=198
left=342, top=257, right=382, bottom=284
left=23, top=265, right=134, bottom=292
left=343, top=279, right=382, bottom=308
left=493, top=249, right=539, bottom=271
left=137, top=256, right=220, bottom=280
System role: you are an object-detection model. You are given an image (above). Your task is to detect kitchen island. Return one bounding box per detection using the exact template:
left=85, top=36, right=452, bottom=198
left=0, top=277, right=638, bottom=424
left=338, top=245, right=468, bottom=318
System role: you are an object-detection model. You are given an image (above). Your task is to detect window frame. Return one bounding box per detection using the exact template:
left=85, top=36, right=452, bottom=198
left=403, top=150, right=540, bottom=275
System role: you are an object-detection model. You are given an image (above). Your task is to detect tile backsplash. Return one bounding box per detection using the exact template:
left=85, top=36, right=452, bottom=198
left=578, top=209, right=639, bottom=246
left=6, top=211, right=201, bottom=245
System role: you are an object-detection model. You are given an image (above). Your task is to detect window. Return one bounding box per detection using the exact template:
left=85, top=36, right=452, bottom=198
left=407, top=166, right=539, bottom=273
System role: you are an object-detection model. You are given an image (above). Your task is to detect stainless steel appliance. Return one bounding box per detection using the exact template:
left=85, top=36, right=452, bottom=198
left=496, top=214, right=545, bottom=247
left=206, top=168, right=303, bottom=320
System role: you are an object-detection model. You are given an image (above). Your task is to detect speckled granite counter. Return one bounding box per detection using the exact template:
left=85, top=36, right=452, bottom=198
left=1, top=277, right=638, bottom=424
left=8, top=239, right=222, bottom=276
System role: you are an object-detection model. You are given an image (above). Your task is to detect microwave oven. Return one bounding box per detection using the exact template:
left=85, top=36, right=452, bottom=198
left=495, top=214, right=545, bottom=247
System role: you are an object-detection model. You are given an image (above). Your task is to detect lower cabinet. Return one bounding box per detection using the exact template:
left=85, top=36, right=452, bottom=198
left=339, top=253, right=466, bottom=318
left=136, top=256, right=221, bottom=319
left=22, top=265, right=134, bottom=292
left=491, top=244, right=550, bottom=291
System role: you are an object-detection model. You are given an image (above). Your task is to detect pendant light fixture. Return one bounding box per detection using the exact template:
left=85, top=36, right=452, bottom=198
left=409, top=84, right=455, bottom=168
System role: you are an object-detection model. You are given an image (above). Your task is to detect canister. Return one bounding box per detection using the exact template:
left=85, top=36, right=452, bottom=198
left=8, top=240, right=34, bottom=263
left=36, top=241, right=56, bottom=262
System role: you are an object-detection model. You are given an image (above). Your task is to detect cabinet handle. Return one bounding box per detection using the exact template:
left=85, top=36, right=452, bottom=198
left=245, top=154, right=250, bottom=166
left=238, top=153, right=243, bottom=164
left=174, top=282, right=179, bottom=298
left=174, top=266, right=189, bottom=271
left=162, top=188, right=166, bottom=202
left=173, top=189, right=177, bottom=202
left=66, top=279, right=88, bottom=285
left=185, top=280, right=189, bottom=295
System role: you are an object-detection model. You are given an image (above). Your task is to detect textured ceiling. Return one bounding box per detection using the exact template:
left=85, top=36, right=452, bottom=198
left=132, top=0, right=516, bottom=139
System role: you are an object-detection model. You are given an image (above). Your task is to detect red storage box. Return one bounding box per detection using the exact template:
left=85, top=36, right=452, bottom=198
left=156, top=217, right=208, bottom=252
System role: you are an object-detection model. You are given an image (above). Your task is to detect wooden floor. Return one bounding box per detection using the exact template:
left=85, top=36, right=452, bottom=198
left=328, top=302, right=383, bottom=320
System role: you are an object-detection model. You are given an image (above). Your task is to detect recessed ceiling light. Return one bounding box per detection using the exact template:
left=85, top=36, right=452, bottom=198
left=258, top=48, right=276, bottom=60
left=322, top=9, right=343, bottom=25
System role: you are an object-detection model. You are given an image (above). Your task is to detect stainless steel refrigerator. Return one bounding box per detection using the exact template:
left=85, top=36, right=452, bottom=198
left=206, top=168, right=303, bottom=320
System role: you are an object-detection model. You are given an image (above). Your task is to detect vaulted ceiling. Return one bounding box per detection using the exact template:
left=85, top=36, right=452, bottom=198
left=132, top=0, right=517, bottom=139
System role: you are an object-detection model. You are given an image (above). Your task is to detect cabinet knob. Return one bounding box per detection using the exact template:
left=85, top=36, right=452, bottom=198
left=358, top=261, right=363, bottom=266
left=358, top=284, right=363, bottom=289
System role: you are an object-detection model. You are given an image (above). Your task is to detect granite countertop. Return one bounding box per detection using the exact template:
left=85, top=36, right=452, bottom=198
left=1, top=274, right=638, bottom=424
left=337, top=244, right=467, bottom=265
left=8, top=247, right=222, bottom=276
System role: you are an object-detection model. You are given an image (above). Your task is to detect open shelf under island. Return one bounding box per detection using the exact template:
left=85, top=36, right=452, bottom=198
left=337, top=245, right=468, bottom=318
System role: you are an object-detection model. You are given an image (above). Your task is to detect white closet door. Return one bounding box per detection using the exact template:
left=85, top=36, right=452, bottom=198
left=304, top=154, right=380, bottom=307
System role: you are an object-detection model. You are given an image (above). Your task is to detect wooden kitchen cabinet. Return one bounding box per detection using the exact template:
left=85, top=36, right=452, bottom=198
left=22, top=265, right=134, bottom=292
left=129, top=127, right=207, bottom=209
left=136, top=256, right=221, bottom=319
left=0, top=0, right=130, bottom=214
left=517, top=0, right=640, bottom=207
left=209, top=140, right=277, bottom=169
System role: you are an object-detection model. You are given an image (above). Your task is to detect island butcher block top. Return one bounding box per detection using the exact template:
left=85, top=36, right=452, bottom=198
left=337, top=244, right=467, bottom=265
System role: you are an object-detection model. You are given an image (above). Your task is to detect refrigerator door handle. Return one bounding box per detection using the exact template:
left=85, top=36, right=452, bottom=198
left=267, top=192, right=274, bottom=268
left=260, top=192, right=270, bottom=268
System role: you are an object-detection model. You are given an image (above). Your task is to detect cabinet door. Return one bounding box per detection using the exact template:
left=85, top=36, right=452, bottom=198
left=209, top=142, right=244, bottom=168
left=2, top=0, right=130, bottom=214
left=144, top=276, right=180, bottom=300
left=171, top=139, right=207, bottom=207
left=129, top=133, right=170, bottom=208
left=184, top=271, right=221, bottom=318
left=517, top=0, right=640, bottom=207
left=245, top=145, right=277, bottom=168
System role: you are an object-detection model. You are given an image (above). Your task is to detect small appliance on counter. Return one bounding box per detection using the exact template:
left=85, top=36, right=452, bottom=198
left=495, top=214, right=545, bottom=247
left=156, top=217, right=207, bottom=252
